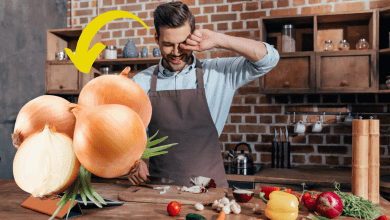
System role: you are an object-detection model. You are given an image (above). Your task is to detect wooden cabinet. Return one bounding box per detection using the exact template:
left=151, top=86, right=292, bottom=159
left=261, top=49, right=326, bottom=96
left=378, top=7, right=390, bottom=93
left=259, top=9, right=383, bottom=94
left=45, top=28, right=160, bottom=95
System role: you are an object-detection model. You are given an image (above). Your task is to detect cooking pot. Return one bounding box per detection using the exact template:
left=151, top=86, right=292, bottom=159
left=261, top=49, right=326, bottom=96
left=228, top=142, right=255, bottom=175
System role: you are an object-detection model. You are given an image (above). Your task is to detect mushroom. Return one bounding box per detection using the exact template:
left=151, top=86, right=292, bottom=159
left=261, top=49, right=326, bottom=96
left=222, top=204, right=231, bottom=214
left=194, top=203, right=204, bottom=211
left=253, top=203, right=262, bottom=214
left=230, top=203, right=241, bottom=214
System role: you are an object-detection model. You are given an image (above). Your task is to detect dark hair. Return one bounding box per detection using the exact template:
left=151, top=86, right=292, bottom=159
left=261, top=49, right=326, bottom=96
left=153, top=2, right=195, bottom=38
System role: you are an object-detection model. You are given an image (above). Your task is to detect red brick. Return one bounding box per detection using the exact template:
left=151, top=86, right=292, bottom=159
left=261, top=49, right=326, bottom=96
left=309, top=135, right=323, bottom=144
left=292, top=135, right=306, bottom=144
left=101, top=31, right=110, bottom=39
left=230, top=106, right=251, bottom=114
left=80, top=17, right=88, bottom=24
left=146, top=2, right=165, bottom=10
left=223, top=125, right=236, bottom=133
left=370, top=0, right=390, bottom=9
left=325, top=156, right=340, bottom=165
left=261, top=0, right=274, bottom=8
left=309, top=0, right=321, bottom=4
left=190, top=7, right=201, bottom=15
left=219, top=134, right=228, bottom=142
left=334, top=2, right=365, bottom=12
left=225, top=31, right=251, bottom=38
left=91, top=0, right=97, bottom=7
left=210, top=50, right=237, bottom=59
left=247, top=134, right=259, bottom=142
left=255, top=144, right=272, bottom=152
left=80, top=2, right=89, bottom=8
left=103, top=0, right=112, bottom=6
left=121, top=5, right=142, bottom=11
left=318, top=145, right=348, bottom=154
left=99, top=7, right=117, bottom=14
left=199, top=0, right=223, bottom=4
left=102, top=40, right=116, bottom=46
left=246, top=2, right=259, bottom=10
left=182, top=0, right=196, bottom=6
left=254, top=30, right=260, bottom=38
left=203, top=6, right=215, bottom=13
left=138, top=12, right=148, bottom=19
left=309, top=155, right=322, bottom=163
left=124, top=29, right=135, bottom=37
left=211, top=14, right=237, bottom=22
left=293, top=0, right=305, bottom=6
left=292, top=155, right=306, bottom=163
left=260, top=95, right=272, bottom=104
left=290, top=145, right=314, bottom=153
left=241, top=11, right=266, bottom=20
left=231, top=134, right=243, bottom=142
left=75, top=9, right=93, bottom=16
left=255, top=106, right=282, bottom=114
left=227, top=0, right=251, bottom=3
left=261, top=153, right=272, bottom=162
left=245, top=96, right=257, bottom=104
left=232, top=21, right=243, bottom=29
left=277, top=0, right=289, bottom=7
left=195, top=15, right=208, bottom=23
left=203, top=24, right=215, bottom=30
left=119, top=38, right=139, bottom=46
left=115, top=0, right=125, bottom=4
left=218, top=23, right=228, bottom=31
left=302, top=5, right=332, bottom=14
left=270, top=8, right=298, bottom=16
left=275, top=115, right=288, bottom=124
left=217, top=5, right=229, bottom=12
left=247, top=20, right=258, bottom=29
left=108, top=22, right=129, bottom=30
left=245, top=116, right=257, bottom=123
left=232, top=96, right=242, bottom=104
left=326, top=135, right=341, bottom=144
left=126, top=0, right=136, bottom=3
left=259, top=116, right=272, bottom=124
left=113, top=30, right=122, bottom=38
left=232, top=4, right=243, bottom=11
left=132, top=19, right=154, bottom=28
left=327, top=0, right=337, bottom=2
left=239, top=125, right=266, bottom=133
left=231, top=115, right=242, bottom=123
left=261, top=134, right=273, bottom=143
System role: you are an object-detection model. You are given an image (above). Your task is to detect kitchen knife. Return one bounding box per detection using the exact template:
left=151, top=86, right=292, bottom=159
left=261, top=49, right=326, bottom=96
left=146, top=175, right=175, bottom=184
left=272, top=128, right=276, bottom=168
left=276, top=128, right=279, bottom=168
left=280, top=128, right=284, bottom=168
left=285, top=126, right=291, bottom=169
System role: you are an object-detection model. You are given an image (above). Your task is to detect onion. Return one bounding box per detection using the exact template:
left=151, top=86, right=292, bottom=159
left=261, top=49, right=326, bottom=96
left=69, top=103, right=147, bottom=178
left=12, top=95, right=76, bottom=148
left=315, top=191, right=343, bottom=219
left=77, top=66, right=152, bottom=128
left=13, top=124, right=80, bottom=199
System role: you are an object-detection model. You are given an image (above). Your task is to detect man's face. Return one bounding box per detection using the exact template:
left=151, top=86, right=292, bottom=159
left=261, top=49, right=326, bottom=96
left=155, top=23, right=192, bottom=73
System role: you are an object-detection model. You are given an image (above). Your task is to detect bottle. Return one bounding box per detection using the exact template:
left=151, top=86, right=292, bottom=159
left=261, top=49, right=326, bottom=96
left=281, top=24, right=296, bottom=53
left=338, top=40, right=350, bottom=51
left=356, top=39, right=369, bottom=50
left=322, top=40, right=334, bottom=51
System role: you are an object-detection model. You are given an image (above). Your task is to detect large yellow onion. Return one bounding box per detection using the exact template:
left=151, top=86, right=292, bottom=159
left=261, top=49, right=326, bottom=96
left=69, top=103, right=147, bottom=178
left=13, top=124, right=80, bottom=199
left=12, top=95, right=76, bottom=148
left=77, top=67, right=152, bottom=129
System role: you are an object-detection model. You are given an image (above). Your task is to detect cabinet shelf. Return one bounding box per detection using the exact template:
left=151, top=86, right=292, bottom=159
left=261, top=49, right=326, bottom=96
left=379, top=48, right=390, bottom=55
left=94, top=57, right=160, bottom=66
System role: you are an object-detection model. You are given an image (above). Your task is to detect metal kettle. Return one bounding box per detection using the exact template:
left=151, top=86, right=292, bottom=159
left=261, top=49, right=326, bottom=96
left=228, top=142, right=255, bottom=175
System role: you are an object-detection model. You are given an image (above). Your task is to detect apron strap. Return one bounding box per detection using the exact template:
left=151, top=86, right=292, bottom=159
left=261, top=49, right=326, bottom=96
left=150, top=58, right=204, bottom=91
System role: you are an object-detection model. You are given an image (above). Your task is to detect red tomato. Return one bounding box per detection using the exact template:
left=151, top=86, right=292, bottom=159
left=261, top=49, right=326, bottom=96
left=301, top=191, right=318, bottom=204
left=167, top=201, right=181, bottom=216
left=304, top=198, right=317, bottom=211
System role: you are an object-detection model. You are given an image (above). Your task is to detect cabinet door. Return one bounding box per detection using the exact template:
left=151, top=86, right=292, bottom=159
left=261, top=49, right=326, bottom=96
left=46, top=63, right=79, bottom=94
left=259, top=52, right=315, bottom=94
left=316, top=50, right=377, bottom=93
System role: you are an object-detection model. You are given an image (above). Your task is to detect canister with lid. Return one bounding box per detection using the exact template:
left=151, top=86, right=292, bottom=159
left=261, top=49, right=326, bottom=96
left=281, top=24, right=296, bottom=53
left=323, top=40, right=335, bottom=51
left=105, top=46, right=117, bottom=59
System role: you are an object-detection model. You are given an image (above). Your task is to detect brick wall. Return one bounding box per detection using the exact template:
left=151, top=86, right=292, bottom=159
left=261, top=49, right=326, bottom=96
left=67, top=0, right=390, bottom=169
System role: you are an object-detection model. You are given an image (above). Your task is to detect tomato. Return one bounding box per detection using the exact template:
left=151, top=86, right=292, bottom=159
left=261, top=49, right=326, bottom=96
left=301, top=191, right=318, bottom=204
left=167, top=201, right=181, bottom=216
left=304, top=198, right=317, bottom=211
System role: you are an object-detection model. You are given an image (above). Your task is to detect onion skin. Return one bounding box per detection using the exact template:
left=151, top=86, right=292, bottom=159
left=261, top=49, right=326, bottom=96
left=77, top=67, right=152, bottom=129
left=13, top=125, right=80, bottom=199
left=70, top=103, right=147, bottom=178
left=12, top=95, right=76, bottom=148
left=315, top=191, right=343, bottom=219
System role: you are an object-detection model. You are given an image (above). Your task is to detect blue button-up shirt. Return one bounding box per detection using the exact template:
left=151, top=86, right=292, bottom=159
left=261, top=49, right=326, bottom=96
left=132, top=42, right=279, bottom=137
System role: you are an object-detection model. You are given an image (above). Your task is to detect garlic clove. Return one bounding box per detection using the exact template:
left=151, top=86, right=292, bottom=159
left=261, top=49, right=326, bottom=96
left=194, top=203, right=204, bottom=211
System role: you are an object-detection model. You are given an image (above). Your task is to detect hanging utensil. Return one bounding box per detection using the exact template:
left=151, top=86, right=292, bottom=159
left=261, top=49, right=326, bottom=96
left=272, top=128, right=277, bottom=168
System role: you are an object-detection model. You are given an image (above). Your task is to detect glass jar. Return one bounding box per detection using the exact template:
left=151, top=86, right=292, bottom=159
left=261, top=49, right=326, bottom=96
left=100, top=67, right=111, bottom=75
left=322, top=40, right=334, bottom=51
left=105, top=46, right=117, bottom=59
left=281, top=24, right=296, bottom=53
left=338, top=40, right=350, bottom=51
left=356, top=39, right=369, bottom=50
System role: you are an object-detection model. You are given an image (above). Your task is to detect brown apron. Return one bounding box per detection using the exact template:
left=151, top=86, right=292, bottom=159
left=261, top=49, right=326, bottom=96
left=148, top=59, right=228, bottom=188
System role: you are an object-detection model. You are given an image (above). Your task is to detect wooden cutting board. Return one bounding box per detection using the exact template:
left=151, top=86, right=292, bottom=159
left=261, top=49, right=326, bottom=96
left=118, top=185, right=228, bottom=205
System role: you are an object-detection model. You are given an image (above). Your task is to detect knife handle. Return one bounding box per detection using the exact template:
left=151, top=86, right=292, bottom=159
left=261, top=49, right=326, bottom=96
left=271, top=141, right=276, bottom=168
left=276, top=142, right=280, bottom=168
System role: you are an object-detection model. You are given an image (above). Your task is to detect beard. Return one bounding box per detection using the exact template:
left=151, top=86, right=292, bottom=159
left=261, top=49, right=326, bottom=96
left=162, top=51, right=193, bottom=73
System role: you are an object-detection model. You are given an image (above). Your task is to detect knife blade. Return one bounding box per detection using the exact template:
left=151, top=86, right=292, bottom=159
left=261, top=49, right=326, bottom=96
left=146, top=175, right=175, bottom=184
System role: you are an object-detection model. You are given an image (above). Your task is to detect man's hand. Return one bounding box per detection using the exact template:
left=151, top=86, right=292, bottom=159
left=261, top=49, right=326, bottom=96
left=127, top=159, right=150, bottom=185
left=180, top=29, right=221, bottom=52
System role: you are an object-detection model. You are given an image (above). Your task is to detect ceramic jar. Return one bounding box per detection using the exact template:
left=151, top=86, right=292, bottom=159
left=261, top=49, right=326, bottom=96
left=153, top=48, right=161, bottom=57
left=140, top=48, right=148, bottom=58
left=122, top=40, right=139, bottom=58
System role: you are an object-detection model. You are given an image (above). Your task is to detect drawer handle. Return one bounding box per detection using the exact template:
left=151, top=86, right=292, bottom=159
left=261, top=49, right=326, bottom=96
left=284, top=82, right=290, bottom=87
left=340, top=81, right=348, bottom=87
left=59, top=85, right=65, bottom=89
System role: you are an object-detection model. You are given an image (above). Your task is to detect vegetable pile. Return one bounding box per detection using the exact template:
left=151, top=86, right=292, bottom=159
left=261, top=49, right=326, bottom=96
left=12, top=67, right=175, bottom=219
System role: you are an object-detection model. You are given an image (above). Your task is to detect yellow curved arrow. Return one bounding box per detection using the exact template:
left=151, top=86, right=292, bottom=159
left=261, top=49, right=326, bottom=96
left=66, top=10, right=149, bottom=73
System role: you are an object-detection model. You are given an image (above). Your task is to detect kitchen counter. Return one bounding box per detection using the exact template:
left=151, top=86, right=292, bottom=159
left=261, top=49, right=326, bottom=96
left=1, top=179, right=389, bottom=220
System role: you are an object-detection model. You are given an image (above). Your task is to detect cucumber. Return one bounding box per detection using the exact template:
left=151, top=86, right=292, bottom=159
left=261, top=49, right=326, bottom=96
left=185, top=213, right=207, bottom=220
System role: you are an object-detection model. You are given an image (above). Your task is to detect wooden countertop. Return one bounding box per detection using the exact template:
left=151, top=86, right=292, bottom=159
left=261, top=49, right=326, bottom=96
left=1, top=179, right=389, bottom=219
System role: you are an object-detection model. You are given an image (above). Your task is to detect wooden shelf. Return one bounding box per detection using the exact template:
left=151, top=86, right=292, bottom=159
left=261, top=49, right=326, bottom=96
left=94, top=57, right=160, bottom=66
left=379, top=48, right=390, bottom=55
